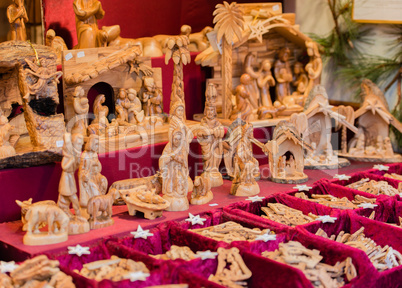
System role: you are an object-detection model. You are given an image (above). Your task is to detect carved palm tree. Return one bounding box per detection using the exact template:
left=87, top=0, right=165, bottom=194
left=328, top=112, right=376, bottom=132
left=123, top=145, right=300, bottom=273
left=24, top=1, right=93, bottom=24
left=165, top=35, right=191, bottom=119
left=334, top=105, right=355, bottom=153
left=213, top=1, right=244, bottom=119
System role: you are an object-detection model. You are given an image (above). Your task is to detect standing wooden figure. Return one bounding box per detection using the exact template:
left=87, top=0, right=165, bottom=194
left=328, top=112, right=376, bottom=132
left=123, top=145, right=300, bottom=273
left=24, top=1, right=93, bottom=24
left=7, top=0, right=28, bottom=41
left=78, top=134, right=108, bottom=215
left=71, top=86, right=89, bottom=136
left=0, top=110, right=16, bottom=158
left=197, top=84, right=225, bottom=187
left=231, top=123, right=261, bottom=196
left=57, top=133, right=89, bottom=234
left=159, top=123, right=190, bottom=211
left=274, top=47, right=292, bottom=103
left=305, top=41, right=322, bottom=97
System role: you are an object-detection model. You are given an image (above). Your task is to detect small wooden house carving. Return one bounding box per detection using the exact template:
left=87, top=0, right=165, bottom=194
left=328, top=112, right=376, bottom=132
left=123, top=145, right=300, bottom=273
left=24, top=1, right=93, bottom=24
left=62, top=46, right=162, bottom=123
left=341, top=79, right=402, bottom=162
left=266, top=121, right=312, bottom=184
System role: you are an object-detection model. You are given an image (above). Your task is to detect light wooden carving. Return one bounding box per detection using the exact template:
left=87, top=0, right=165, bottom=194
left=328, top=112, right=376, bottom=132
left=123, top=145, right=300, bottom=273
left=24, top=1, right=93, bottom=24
left=142, top=76, right=164, bottom=118
left=0, top=108, right=16, bottom=158
left=191, top=174, right=213, bottom=205
left=152, top=245, right=196, bottom=261
left=87, top=189, right=119, bottom=229
left=16, top=199, right=69, bottom=245
left=304, top=41, right=322, bottom=97
left=7, top=0, right=28, bottom=41
left=165, top=35, right=191, bottom=115
left=87, top=94, right=110, bottom=135
left=347, top=178, right=400, bottom=196
left=75, top=255, right=149, bottom=282
left=78, top=134, right=108, bottom=213
left=265, top=121, right=312, bottom=183
left=262, top=241, right=357, bottom=287
left=295, top=192, right=374, bottom=210
left=261, top=203, right=318, bottom=226
left=316, top=227, right=402, bottom=271
left=213, top=1, right=245, bottom=119
left=208, top=247, right=251, bottom=288
left=57, top=133, right=89, bottom=235
left=119, top=185, right=170, bottom=220
left=302, top=85, right=357, bottom=169
left=160, top=107, right=192, bottom=211
left=45, top=29, right=68, bottom=65
left=191, top=221, right=272, bottom=243
left=230, top=74, right=257, bottom=122
left=197, top=84, right=225, bottom=187
left=231, top=123, right=261, bottom=196
left=339, top=79, right=402, bottom=162
left=9, top=255, right=75, bottom=287
left=71, top=86, right=89, bottom=136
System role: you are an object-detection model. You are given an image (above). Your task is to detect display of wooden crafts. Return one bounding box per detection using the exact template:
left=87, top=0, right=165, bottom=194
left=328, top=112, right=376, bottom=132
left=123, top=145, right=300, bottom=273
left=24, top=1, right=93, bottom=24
left=261, top=203, right=319, bottom=226
left=338, top=79, right=402, bottom=162
left=71, top=86, right=89, bottom=136
left=57, top=133, right=89, bottom=235
left=191, top=175, right=213, bottom=205
left=196, top=3, right=321, bottom=120
left=16, top=198, right=69, bottom=245
left=78, top=134, right=108, bottom=214
left=302, top=85, right=358, bottom=169
left=197, top=84, right=225, bottom=187
left=142, top=76, right=164, bottom=119
left=119, top=185, right=170, bottom=220
left=4, top=255, right=75, bottom=287
left=208, top=247, right=252, bottom=288
left=159, top=115, right=191, bottom=211
left=87, top=189, right=119, bottom=229
left=7, top=0, right=28, bottom=41
left=152, top=245, right=196, bottom=261
left=265, top=121, right=312, bottom=183
left=230, top=123, right=262, bottom=196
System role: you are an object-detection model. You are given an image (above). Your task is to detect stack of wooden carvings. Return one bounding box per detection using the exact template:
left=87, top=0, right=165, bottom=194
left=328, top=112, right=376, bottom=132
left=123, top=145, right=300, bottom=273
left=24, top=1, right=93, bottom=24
left=294, top=192, right=376, bottom=210
left=347, top=179, right=400, bottom=197
left=261, top=203, right=319, bottom=226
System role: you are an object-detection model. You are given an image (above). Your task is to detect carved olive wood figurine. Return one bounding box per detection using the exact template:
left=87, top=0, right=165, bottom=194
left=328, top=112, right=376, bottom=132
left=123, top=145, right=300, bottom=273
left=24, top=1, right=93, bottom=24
left=7, top=0, right=28, bottom=41
left=71, top=86, right=89, bottom=136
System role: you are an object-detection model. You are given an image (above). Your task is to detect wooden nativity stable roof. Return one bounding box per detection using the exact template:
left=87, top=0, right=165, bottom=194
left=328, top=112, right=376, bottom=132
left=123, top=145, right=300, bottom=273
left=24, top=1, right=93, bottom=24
left=0, top=41, right=57, bottom=73
left=272, top=121, right=313, bottom=152
left=195, top=4, right=313, bottom=66
left=64, top=45, right=142, bottom=85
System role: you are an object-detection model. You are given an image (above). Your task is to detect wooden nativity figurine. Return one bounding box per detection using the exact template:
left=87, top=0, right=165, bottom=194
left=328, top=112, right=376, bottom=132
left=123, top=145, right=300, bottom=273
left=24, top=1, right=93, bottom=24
left=197, top=84, right=225, bottom=187
left=0, top=108, right=16, bottom=158
left=16, top=199, right=69, bottom=246
left=78, top=134, right=108, bottom=216
left=57, top=133, right=89, bottom=234
left=119, top=185, right=170, bottom=220
left=231, top=123, right=263, bottom=196
left=265, top=121, right=313, bottom=184
left=142, top=76, right=164, bottom=119
left=7, top=0, right=28, bottom=41
left=159, top=117, right=191, bottom=211
left=230, top=74, right=256, bottom=122
left=301, top=85, right=357, bottom=169
left=88, top=94, right=110, bottom=136
left=339, top=79, right=402, bottom=162
left=71, top=86, right=89, bottom=136
left=191, top=174, right=213, bottom=205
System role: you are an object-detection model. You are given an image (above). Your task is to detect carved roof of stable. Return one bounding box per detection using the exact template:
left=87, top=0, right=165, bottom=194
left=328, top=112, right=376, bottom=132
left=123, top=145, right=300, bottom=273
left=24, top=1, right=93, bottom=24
left=272, top=121, right=313, bottom=151
left=0, top=41, right=57, bottom=73
left=63, top=45, right=142, bottom=85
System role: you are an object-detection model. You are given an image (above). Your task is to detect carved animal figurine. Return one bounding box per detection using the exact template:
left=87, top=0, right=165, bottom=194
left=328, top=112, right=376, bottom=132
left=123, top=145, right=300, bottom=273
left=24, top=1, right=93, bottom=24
left=7, top=0, right=28, bottom=41
left=197, top=84, right=225, bottom=187
left=16, top=198, right=56, bottom=231
left=87, top=189, right=119, bottom=229
left=191, top=175, right=213, bottom=205
left=16, top=199, right=69, bottom=246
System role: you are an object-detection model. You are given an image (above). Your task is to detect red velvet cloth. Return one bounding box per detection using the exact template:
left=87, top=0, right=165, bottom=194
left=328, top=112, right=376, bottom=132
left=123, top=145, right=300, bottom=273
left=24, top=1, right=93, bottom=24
left=42, top=0, right=284, bottom=49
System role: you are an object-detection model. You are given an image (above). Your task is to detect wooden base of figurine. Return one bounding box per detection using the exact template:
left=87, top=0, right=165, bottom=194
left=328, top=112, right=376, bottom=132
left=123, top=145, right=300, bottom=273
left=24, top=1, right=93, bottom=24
left=127, top=205, right=164, bottom=220
left=68, top=216, right=90, bottom=235
left=304, top=157, right=350, bottom=170
left=337, top=152, right=402, bottom=163
left=230, top=182, right=260, bottom=197
left=89, top=217, right=114, bottom=230
left=162, top=195, right=189, bottom=212
left=191, top=190, right=214, bottom=205
left=23, top=232, right=68, bottom=246
left=271, top=174, right=308, bottom=184
left=202, top=171, right=223, bottom=188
